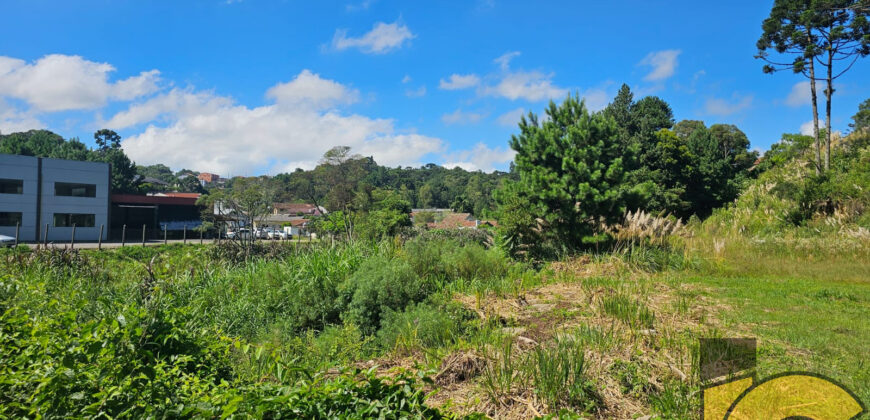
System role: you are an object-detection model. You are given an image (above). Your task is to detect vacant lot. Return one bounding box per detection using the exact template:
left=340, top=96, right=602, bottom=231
left=1, top=233, right=867, bottom=419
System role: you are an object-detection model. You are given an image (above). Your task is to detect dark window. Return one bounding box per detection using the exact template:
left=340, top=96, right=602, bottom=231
left=55, top=182, right=96, bottom=197
left=0, top=212, right=22, bottom=226
left=0, top=179, right=23, bottom=194
left=53, top=213, right=95, bottom=227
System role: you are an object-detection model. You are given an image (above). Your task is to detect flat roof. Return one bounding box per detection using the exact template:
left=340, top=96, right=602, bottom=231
left=111, top=194, right=200, bottom=206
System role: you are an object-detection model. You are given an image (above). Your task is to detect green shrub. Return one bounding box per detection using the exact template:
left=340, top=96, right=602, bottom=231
left=190, top=243, right=367, bottom=338
left=0, top=302, right=233, bottom=418
left=308, top=323, right=375, bottom=367
left=443, top=244, right=512, bottom=282
left=341, top=258, right=434, bottom=334
left=377, top=302, right=473, bottom=353
left=215, top=371, right=456, bottom=419
left=401, top=236, right=457, bottom=280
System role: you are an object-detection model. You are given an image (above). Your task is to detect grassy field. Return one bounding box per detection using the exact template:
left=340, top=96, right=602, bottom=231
left=0, top=230, right=867, bottom=419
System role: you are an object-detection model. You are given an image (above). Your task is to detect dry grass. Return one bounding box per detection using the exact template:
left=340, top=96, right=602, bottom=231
left=425, top=262, right=721, bottom=419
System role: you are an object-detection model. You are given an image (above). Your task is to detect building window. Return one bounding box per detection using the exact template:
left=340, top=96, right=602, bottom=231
left=0, top=212, right=22, bottom=226
left=0, top=179, right=23, bottom=194
left=55, top=182, right=96, bottom=197
left=53, top=213, right=95, bottom=228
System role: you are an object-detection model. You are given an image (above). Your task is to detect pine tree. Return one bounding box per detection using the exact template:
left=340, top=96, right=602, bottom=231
left=504, top=95, right=645, bottom=249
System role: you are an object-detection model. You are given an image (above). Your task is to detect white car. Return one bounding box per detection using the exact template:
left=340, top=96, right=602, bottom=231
left=268, top=229, right=288, bottom=240
left=0, top=234, right=15, bottom=248
left=226, top=228, right=252, bottom=240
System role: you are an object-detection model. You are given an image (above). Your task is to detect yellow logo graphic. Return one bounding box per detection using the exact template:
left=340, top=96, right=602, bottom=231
left=703, top=372, right=865, bottom=419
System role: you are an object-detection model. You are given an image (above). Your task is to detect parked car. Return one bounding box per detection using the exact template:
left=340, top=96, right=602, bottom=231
left=0, top=234, right=15, bottom=248
left=226, top=228, right=252, bottom=240
left=268, top=229, right=288, bottom=240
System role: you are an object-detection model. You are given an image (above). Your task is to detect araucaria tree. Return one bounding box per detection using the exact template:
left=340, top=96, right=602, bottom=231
left=757, top=0, right=870, bottom=172
left=503, top=95, right=644, bottom=250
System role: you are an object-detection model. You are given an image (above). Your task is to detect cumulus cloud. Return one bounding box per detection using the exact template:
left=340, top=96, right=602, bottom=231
left=0, top=99, right=43, bottom=133
left=441, top=109, right=485, bottom=125
left=786, top=81, right=811, bottom=107
left=441, top=143, right=515, bottom=172
left=102, top=88, right=233, bottom=130
left=0, top=54, right=159, bottom=112
left=639, top=50, right=681, bottom=82
left=784, top=81, right=837, bottom=107
left=483, top=70, right=568, bottom=102
left=497, top=107, right=525, bottom=127
left=332, top=21, right=415, bottom=54
left=117, top=70, right=444, bottom=175
left=704, top=94, right=753, bottom=116
left=438, top=74, right=480, bottom=90
left=265, top=69, right=359, bottom=109
left=800, top=120, right=815, bottom=135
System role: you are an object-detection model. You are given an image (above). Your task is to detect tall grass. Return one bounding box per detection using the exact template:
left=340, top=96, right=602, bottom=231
left=600, top=294, right=655, bottom=330
left=529, top=336, right=599, bottom=412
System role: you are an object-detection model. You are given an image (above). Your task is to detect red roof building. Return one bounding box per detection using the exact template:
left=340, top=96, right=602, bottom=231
left=198, top=173, right=220, bottom=183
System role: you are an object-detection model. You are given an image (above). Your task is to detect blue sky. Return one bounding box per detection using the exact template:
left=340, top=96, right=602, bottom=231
left=1, top=0, right=869, bottom=175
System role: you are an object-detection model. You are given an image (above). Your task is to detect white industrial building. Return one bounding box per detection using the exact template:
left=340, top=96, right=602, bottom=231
left=0, top=154, right=110, bottom=242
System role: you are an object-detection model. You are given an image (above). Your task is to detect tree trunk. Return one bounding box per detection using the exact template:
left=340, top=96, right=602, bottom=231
left=808, top=55, right=822, bottom=174
left=825, top=47, right=834, bottom=172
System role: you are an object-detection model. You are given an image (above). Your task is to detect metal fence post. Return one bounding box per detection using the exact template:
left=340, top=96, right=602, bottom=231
left=163, top=225, right=167, bottom=245
left=70, top=224, right=76, bottom=249
left=14, top=222, right=19, bottom=247
left=121, top=224, right=126, bottom=247
left=98, top=224, right=104, bottom=250
left=183, top=225, right=187, bottom=245
left=142, top=224, right=146, bottom=247
left=199, top=228, right=203, bottom=245
left=43, top=223, right=49, bottom=248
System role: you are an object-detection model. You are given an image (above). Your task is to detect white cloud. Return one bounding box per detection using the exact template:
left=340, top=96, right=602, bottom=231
left=438, top=73, right=480, bottom=90
left=580, top=88, right=610, bottom=111
left=265, top=69, right=359, bottom=109
left=405, top=85, right=426, bottom=98
left=441, top=109, right=485, bottom=125
left=401, top=74, right=412, bottom=84
left=497, top=107, right=525, bottom=127
left=483, top=70, right=568, bottom=102
left=0, top=99, right=43, bottom=133
left=102, top=87, right=233, bottom=130
left=639, top=50, right=681, bottom=82
left=797, top=120, right=842, bottom=138
left=0, top=54, right=159, bottom=112
left=118, top=70, right=445, bottom=175
left=494, top=51, right=520, bottom=70
left=704, top=94, right=753, bottom=116
left=785, top=81, right=821, bottom=107
left=442, top=143, right=515, bottom=172
left=331, top=21, right=415, bottom=54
